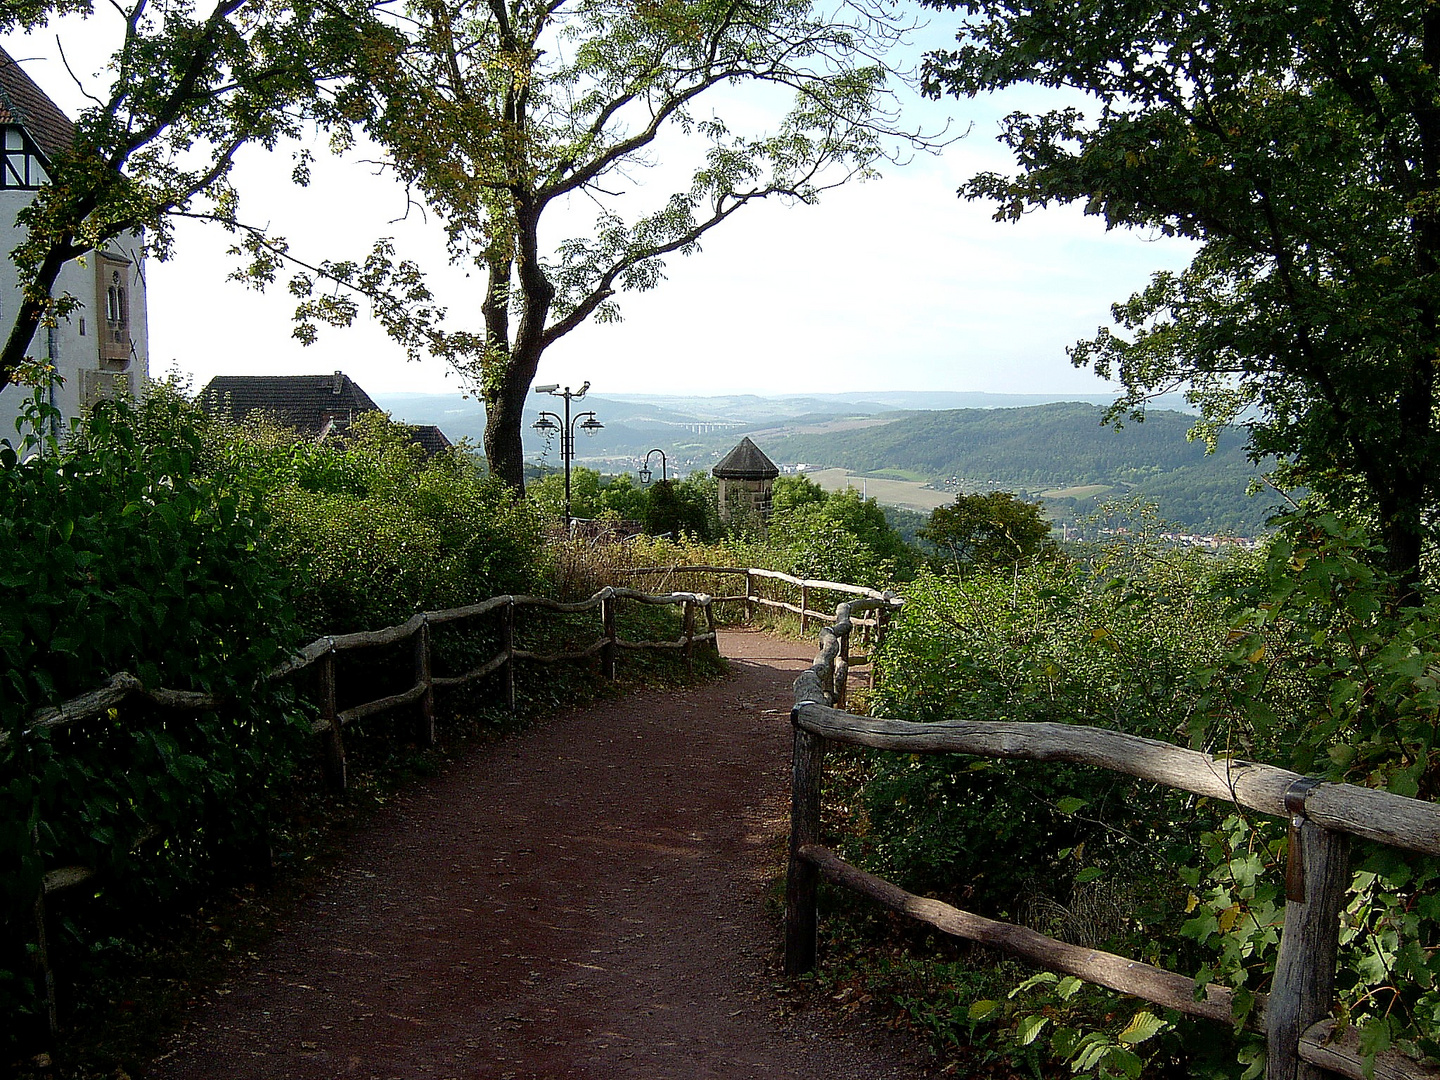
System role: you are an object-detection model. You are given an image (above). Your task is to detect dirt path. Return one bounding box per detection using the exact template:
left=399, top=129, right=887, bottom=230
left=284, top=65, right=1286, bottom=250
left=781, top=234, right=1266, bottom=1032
left=146, top=629, right=930, bottom=1080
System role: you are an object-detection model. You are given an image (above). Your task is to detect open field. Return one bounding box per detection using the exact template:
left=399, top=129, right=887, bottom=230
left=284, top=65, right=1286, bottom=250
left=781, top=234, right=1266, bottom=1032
left=804, top=468, right=954, bottom=512
left=1037, top=484, right=1116, bottom=499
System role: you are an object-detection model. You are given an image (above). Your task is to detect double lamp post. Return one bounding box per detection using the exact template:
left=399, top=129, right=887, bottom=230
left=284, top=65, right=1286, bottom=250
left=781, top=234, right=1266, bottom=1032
left=532, top=381, right=603, bottom=530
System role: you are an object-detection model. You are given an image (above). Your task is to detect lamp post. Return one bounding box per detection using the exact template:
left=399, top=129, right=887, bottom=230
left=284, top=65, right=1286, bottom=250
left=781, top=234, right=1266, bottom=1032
left=638, top=448, right=668, bottom=485
left=532, top=381, right=603, bottom=530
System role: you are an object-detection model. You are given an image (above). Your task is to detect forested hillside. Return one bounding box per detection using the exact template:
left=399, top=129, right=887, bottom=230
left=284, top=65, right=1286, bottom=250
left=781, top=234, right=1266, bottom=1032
left=763, top=403, right=1282, bottom=535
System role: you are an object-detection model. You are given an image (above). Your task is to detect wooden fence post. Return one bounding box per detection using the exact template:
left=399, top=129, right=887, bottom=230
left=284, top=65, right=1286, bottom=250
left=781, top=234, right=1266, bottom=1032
left=601, top=592, right=617, bottom=681
left=704, top=601, right=721, bottom=658
left=31, top=824, right=58, bottom=1039
left=745, top=570, right=754, bottom=623
left=319, top=646, right=346, bottom=791
left=1267, top=809, right=1350, bottom=1080
left=874, top=599, right=894, bottom=692
left=503, top=600, right=516, bottom=715
left=785, top=719, right=826, bottom=975
left=800, top=583, right=809, bottom=635
left=415, top=617, right=435, bottom=746
left=683, top=599, right=696, bottom=674
left=835, top=624, right=851, bottom=710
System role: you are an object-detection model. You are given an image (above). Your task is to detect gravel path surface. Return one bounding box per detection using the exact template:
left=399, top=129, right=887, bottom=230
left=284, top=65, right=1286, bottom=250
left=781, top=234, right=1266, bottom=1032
left=146, top=629, right=930, bottom=1080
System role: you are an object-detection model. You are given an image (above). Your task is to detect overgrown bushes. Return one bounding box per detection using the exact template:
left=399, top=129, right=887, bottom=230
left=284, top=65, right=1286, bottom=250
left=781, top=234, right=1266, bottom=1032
left=0, top=390, right=308, bottom=1044
left=832, top=516, right=1440, bottom=1076
left=204, top=408, right=545, bottom=634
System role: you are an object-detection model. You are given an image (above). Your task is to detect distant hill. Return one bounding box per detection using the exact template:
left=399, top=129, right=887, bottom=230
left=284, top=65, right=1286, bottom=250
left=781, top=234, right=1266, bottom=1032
left=760, top=403, right=1283, bottom=536
left=372, top=391, right=1273, bottom=535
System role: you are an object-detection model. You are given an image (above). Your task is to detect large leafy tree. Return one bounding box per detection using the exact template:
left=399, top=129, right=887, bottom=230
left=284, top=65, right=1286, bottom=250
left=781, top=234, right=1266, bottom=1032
left=922, top=0, right=1440, bottom=585
left=319, top=0, right=928, bottom=491
left=920, top=490, right=1051, bottom=571
left=0, top=0, right=384, bottom=393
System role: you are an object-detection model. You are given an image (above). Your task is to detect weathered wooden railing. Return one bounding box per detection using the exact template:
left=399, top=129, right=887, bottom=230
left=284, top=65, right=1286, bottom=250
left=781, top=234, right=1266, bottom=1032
left=787, top=606, right=1440, bottom=1080
left=14, top=583, right=718, bottom=1035
left=14, top=585, right=720, bottom=788
left=622, top=564, right=896, bottom=640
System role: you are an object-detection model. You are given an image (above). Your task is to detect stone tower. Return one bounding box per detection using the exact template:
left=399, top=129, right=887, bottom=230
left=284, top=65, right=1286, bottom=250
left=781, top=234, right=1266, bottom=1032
left=712, top=436, right=779, bottom=524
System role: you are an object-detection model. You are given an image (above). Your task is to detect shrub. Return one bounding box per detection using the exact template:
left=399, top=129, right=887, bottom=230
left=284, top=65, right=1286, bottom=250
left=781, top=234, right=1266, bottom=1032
left=208, top=411, right=546, bottom=635
left=864, top=554, right=1228, bottom=912
left=0, top=389, right=305, bottom=1048
left=852, top=515, right=1440, bottom=1074
left=766, top=478, right=920, bottom=585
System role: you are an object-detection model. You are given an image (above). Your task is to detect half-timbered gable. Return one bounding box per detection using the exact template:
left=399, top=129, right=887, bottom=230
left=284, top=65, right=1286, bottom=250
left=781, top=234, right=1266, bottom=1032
left=0, top=46, right=74, bottom=190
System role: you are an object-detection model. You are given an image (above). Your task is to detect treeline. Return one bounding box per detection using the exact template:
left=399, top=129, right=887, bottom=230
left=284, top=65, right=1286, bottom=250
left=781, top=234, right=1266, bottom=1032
left=764, top=403, right=1283, bottom=535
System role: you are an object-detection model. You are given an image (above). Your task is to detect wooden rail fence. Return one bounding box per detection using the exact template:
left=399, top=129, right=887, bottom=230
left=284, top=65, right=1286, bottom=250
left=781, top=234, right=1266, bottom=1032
left=14, top=582, right=721, bottom=1036
left=786, top=603, right=1440, bottom=1080
left=15, top=565, right=903, bottom=1040
left=622, top=564, right=897, bottom=645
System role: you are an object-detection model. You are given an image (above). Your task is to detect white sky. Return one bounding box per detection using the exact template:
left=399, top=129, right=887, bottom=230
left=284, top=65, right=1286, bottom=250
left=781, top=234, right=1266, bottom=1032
left=2, top=14, right=1197, bottom=400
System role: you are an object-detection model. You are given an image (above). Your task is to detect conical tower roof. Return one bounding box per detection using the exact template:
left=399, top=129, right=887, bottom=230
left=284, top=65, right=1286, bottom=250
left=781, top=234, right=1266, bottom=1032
left=712, top=436, right=778, bottom=480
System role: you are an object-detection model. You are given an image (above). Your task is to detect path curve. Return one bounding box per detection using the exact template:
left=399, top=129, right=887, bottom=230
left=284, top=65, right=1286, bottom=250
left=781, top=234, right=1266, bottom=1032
left=147, top=629, right=929, bottom=1080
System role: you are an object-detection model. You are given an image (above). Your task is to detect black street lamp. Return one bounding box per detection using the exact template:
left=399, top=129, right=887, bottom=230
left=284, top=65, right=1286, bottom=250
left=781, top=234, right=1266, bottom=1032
left=532, top=381, right=603, bottom=529
left=638, top=448, right=668, bottom=485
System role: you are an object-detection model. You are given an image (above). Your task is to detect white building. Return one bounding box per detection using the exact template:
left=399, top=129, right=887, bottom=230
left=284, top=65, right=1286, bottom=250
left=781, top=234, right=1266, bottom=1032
left=0, top=45, right=148, bottom=438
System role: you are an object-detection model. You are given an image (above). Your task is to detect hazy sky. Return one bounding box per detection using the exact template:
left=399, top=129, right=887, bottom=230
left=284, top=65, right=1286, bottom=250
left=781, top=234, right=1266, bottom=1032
left=3, top=14, right=1198, bottom=400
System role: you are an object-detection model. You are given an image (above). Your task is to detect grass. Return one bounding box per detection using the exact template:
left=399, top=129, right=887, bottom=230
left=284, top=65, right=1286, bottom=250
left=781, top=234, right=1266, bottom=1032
left=1036, top=484, right=1116, bottom=499
left=860, top=469, right=932, bottom=484
left=804, top=469, right=955, bottom=512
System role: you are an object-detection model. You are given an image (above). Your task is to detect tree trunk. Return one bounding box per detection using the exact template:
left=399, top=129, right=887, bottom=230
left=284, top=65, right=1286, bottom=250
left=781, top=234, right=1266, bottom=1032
left=482, top=352, right=535, bottom=492
left=481, top=199, right=554, bottom=492
left=0, top=237, right=83, bottom=392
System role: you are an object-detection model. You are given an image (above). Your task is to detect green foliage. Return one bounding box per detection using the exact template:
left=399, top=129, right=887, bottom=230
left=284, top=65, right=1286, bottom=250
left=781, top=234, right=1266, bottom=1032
left=851, top=512, right=1440, bottom=1073
left=1, top=0, right=386, bottom=393
left=864, top=555, right=1226, bottom=913
left=920, top=491, right=1053, bottom=572
left=0, top=390, right=305, bottom=1047
left=851, top=548, right=1247, bottom=1073
left=319, top=0, right=932, bottom=486
left=524, top=467, right=717, bottom=540
left=921, top=0, right=1440, bottom=578
left=1190, top=514, right=1440, bottom=1063
left=767, top=478, right=920, bottom=585
left=223, top=411, right=544, bottom=635
left=643, top=476, right=716, bottom=540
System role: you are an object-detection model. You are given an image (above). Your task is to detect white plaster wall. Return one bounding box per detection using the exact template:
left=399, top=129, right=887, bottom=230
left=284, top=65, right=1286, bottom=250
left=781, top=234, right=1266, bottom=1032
left=0, top=181, right=149, bottom=444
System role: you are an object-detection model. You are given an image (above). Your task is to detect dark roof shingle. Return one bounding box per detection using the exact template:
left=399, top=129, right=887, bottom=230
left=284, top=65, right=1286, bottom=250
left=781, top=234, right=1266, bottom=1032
left=712, top=436, right=778, bottom=479
left=0, top=45, right=75, bottom=163
left=197, top=372, right=382, bottom=436
left=408, top=425, right=453, bottom=456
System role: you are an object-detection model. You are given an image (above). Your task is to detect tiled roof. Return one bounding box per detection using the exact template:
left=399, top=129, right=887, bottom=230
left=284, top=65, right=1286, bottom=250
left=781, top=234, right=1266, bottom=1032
left=0, top=45, right=75, bottom=162
left=712, top=436, right=778, bottom=479
left=408, top=424, right=453, bottom=456
left=196, top=372, right=382, bottom=436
